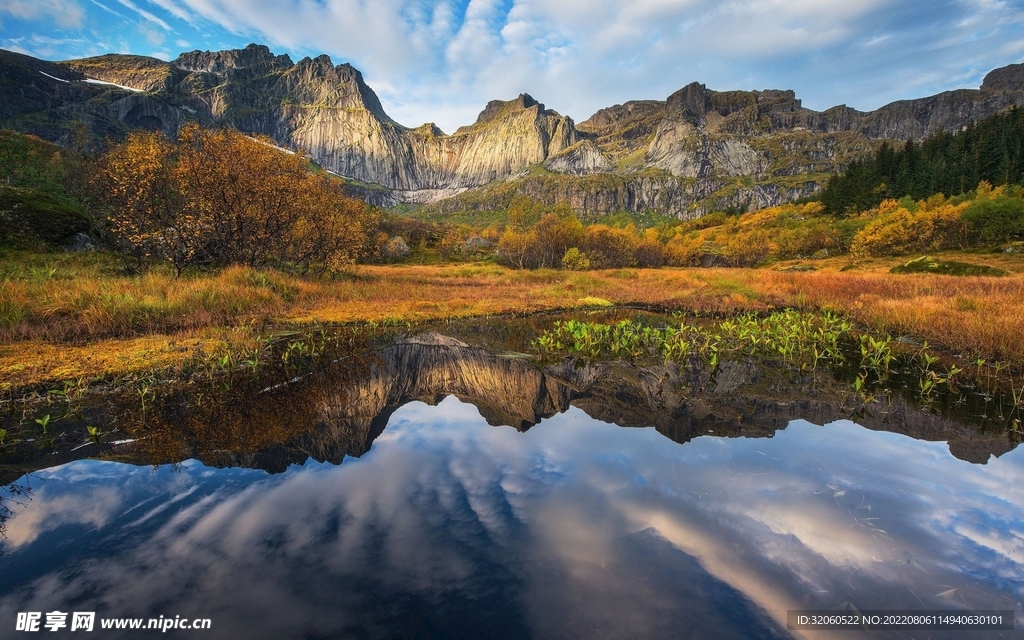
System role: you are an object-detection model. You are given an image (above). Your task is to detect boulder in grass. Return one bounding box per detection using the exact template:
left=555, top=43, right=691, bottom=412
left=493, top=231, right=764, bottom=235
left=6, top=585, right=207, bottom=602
left=381, top=236, right=411, bottom=260
left=65, top=232, right=96, bottom=252
left=461, top=235, right=493, bottom=256
left=0, top=186, right=90, bottom=246
left=890, top=255, right=1009, bottom=277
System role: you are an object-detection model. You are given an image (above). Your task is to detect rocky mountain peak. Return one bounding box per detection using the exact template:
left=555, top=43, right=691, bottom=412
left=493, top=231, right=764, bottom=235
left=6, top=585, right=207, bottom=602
left=515, top=93, right=541, bottom=110
left=475, top=93, right=543, bottom=125
left=5, top=43, right=1024, bottom=214
left=414, top=122, right=445, bottom=137
left=579, top=100, right=663, bottom=128
left=173, top=43, right=292, bottom=75
left=666, top=81, right=710, bottom=119
left=982, top=63, right=1024, bottom=91
left=286, top=55, right=391, bottom=121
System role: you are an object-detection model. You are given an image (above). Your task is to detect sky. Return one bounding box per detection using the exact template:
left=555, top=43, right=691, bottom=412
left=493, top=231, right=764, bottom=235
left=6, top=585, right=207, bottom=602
left=1, top=0, right=1024, bottom=133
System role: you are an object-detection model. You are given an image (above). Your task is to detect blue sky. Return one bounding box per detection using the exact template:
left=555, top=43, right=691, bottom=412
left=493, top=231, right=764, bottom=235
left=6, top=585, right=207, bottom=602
left=2, top=0, right=1023, bottom=133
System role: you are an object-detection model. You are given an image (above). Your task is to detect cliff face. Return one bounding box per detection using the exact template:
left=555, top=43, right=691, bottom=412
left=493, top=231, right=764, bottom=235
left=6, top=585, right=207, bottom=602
left=59, top=45, right=577, bottom=196
left=2, top=43, right=1023, bottom=216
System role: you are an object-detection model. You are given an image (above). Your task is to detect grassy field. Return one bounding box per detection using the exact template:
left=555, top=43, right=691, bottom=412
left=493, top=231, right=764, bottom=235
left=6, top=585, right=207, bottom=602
left=2, top=249, right=1024, bottom=391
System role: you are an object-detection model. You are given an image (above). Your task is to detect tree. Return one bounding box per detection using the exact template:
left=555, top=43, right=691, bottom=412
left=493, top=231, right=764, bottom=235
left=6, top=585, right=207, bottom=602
left=95, top=125, right=377, bottom=275
left=93, top=130, right=183, bottom=273
left=584, top=224, right=638, bottom=268
left=533, top=211, right=584, bottom=268
left=495, top=228, right=536, bottom=269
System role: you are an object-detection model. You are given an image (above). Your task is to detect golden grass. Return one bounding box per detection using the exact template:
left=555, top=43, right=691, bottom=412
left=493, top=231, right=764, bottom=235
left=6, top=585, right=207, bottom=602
left=0, top=335, right=218, bottom=391
left=2, top=250, right=1024, bottom=389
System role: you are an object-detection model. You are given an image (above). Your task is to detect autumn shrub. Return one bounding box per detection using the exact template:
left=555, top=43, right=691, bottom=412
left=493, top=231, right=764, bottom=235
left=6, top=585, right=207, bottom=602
left=561, top=247, right=591, bottom=270
left=495, top=228, right=538, bottom=268
left=635, top=238, right=666, bottom=267
left=665, top=232, right=712, bottom=266
left=94, top=125, right=377, bottom=276
left=660, top=203, right=845, bottom=266
left=850, top=195, right=969, bottom=258
left=584, top=224, right=638, bottom=268
left=962, top=187, right=1024, bottom=244
left=722, top=228, right=774, bottom=266
left=379, top=216, right=440, bottom=248
left=437, top=228, right=464, bottom=260
left=533, top=212, right=584, bottom=268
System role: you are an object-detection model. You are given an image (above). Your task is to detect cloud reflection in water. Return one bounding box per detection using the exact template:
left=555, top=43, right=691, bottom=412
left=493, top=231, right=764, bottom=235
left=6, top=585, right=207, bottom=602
left=0, top=396, right=1021, bottom=638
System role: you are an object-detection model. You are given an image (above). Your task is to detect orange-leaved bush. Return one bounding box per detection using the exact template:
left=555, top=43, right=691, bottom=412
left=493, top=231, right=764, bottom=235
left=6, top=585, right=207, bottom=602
left=94, top=124, right=377, bottom=276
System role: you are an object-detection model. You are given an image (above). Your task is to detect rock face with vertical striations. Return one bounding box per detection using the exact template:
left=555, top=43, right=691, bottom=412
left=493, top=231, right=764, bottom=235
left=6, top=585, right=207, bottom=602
left=59, top=45, right=577, bottom=198
left=2, top=43, right=1023, bottom=216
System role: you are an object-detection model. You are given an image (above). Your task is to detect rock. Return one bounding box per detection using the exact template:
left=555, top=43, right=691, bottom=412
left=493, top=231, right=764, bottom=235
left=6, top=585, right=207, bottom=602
left=380, top=236, right=410, bottom=260
left=65, top=232, right=96, bottom=252
left=982, top=64, right=1024, bottom=92
left=461, top=236, right=493, bottom=256
left=810, top=249, right=830, bottom=260
left=700, top=254, right=728, bottom=268
left=666, top=82, right=711, bottom=119
left=545, top=140, right=613, bottom=175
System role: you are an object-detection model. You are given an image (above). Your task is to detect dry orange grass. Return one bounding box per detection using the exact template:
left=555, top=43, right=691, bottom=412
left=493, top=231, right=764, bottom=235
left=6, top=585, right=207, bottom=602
left=0, top=335, right=218, bottom=391
left=707, top=269, right=1024, bottom=363
left=3, top=253, right=1024, bottom=388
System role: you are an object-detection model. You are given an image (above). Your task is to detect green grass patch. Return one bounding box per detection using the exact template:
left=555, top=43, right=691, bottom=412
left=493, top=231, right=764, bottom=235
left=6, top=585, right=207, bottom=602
left=576, top=296, right=613, bottom=308
left=890, top=256, right=1010, bottom=277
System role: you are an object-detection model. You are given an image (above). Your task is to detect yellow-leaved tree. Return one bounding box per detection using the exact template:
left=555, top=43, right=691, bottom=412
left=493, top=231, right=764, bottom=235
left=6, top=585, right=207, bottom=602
left=93, top=130, right=180, bottom=273
left=95, top=124, right=377, bottom=276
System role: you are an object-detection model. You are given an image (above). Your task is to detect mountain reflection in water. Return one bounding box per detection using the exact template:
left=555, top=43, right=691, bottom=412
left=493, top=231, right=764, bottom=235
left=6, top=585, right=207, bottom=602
left=0, top=333, right=1021, bottom=639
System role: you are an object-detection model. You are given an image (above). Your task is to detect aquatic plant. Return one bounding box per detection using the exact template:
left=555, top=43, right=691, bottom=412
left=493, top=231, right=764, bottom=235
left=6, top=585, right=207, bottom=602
left=533, top=310, right=852, bottom=368
left=34, top=413, right=50, bottom=434
left=859, top=335, right=895, bottom=376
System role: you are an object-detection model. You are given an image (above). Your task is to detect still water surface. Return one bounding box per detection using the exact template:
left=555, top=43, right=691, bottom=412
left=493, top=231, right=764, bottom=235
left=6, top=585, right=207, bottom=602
left=1, top=393, right=1022, bottom=638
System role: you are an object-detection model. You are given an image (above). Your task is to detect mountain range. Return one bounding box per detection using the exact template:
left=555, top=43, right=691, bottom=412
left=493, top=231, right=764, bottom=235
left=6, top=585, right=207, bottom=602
left=2, top=43, right=1023, bottom=218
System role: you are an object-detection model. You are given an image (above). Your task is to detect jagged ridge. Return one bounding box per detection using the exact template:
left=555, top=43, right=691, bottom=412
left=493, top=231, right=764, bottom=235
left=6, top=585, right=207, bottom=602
left=2, top=44, right=1023, bottom=216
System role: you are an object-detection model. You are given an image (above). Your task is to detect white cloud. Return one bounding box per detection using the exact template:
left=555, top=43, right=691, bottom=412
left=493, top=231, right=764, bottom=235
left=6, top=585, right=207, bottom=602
left=113, top=0, right=171, bottom=30
left=0, top=0, right=86, bottom=28
left=89, top=0, right=125, bottom=18
left=2, top=487, right=123, bottom=549
left=143, top=26, right=165, bottom=45
left=147, top=0, right=198, bottom=25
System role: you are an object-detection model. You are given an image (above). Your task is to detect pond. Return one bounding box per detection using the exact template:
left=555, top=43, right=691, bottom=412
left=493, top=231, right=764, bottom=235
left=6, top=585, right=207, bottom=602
left=0, top=328, right=1021, bottom=638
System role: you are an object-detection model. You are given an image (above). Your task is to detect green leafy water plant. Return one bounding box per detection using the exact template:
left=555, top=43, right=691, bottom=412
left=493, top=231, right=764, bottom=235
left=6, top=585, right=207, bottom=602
left=859, top=335, right=895, bottom=375
left=34, top=413, right=50, bottom=434
left=533, top=310, right=853, bottom=368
